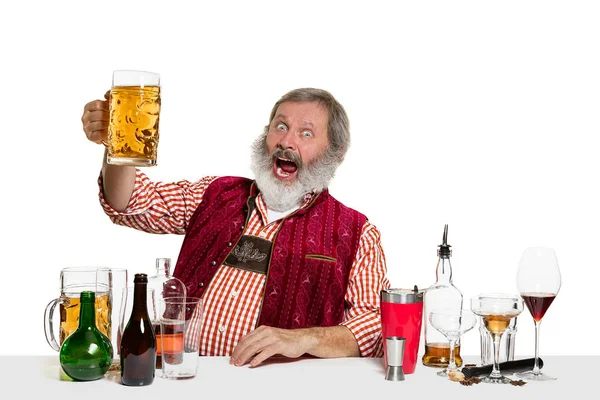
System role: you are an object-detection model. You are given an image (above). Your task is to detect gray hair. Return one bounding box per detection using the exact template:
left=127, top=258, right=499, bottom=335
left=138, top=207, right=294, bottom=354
left=264, top=88, right=351, bottom=161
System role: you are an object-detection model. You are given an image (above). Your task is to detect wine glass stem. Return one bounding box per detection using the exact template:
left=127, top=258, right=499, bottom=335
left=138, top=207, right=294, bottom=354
left=447, top=338, right=457, bottom=372
left=490, top=333, right=502, bottom=379
left=533, top=319, right=542, bottom=375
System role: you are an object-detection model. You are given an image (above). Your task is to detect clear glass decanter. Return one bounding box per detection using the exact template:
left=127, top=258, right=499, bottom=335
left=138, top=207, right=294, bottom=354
left=148, top=258, right=186, bottom=369
left=422, top=225, right=464, bottom=368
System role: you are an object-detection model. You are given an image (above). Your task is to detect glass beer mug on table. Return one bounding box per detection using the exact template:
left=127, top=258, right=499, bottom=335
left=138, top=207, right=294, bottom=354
left=44, top=267, right=112, bottom=352
left=107, top=70, right=161, bottom=167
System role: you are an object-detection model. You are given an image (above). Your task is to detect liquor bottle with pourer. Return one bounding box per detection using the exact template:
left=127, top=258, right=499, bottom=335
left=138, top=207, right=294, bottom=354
left=422, top=225, right=464, bottom=368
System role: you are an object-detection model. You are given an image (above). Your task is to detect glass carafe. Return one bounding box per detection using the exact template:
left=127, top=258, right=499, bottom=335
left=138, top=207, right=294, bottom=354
left=422, top=225, right=464, bottom=368
left=148, top=258, right=186, bottom=368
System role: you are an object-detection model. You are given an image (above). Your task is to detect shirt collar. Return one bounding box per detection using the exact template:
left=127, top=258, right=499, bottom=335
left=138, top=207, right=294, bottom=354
left=255, top=192, right=316, bottom=224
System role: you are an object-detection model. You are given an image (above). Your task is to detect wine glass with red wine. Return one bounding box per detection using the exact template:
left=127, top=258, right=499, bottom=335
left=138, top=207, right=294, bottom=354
left=515, top=247, right=561, bottom=381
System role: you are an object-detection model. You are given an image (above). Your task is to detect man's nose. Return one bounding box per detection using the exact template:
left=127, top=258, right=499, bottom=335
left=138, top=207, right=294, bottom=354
left=277, top=130, right=297, bottom=151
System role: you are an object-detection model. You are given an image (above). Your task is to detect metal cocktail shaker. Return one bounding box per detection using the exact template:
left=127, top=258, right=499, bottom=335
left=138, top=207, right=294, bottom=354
left=381, top=286, right=424, bottom=375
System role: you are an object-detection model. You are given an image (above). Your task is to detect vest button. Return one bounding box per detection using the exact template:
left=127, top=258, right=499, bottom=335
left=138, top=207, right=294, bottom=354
left=211, top=261, right=217, bottom=266
left=240, top=226, right=245, bottom=231
left=197, top=282, right=204, bottom=288
left=227, top=242, right=233, bottom=247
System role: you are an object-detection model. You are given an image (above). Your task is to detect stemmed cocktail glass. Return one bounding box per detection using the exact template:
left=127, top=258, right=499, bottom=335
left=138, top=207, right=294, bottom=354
left=515, top=247, right=561, bottom=381
left=429, top=309, right=477, bottom=379
left=471, top=294, right=523, bottom=384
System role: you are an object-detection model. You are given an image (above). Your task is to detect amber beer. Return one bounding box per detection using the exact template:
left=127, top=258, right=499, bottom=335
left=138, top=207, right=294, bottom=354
left=107, top=70, right=161, bottom=166
left=45, top=268, right=114, bottom=352
left=59, top=292, right=111, bottom=344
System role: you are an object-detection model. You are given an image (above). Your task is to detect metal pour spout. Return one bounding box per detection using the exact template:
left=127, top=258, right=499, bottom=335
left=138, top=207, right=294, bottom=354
left=438, top=224, right=452, bottom=258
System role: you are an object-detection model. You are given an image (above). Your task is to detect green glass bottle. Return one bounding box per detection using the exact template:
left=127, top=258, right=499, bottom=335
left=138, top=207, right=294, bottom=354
left=59, top=291, right=113, bottom=381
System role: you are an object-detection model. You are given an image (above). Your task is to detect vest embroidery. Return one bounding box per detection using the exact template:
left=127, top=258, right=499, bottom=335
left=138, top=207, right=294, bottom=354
left=223, top=235, right=272, bottom=274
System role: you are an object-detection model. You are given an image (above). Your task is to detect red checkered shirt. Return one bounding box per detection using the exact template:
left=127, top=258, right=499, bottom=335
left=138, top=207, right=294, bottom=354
left=99, top=170, right=389, bottom=357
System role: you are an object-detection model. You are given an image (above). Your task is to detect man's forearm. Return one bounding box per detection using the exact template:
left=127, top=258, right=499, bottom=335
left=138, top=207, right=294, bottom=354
left=231, top=323, right=360, bottom=366
left=303, top=325, right=360, bottom=358
left=101, top=150, right=136, bottom=211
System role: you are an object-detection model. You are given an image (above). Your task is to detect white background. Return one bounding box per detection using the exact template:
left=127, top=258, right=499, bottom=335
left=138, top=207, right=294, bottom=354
left=1, top=0, right=598, bottom=357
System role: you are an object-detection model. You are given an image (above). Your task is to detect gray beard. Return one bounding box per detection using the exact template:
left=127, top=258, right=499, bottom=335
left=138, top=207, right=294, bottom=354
left=250, top=133, right=341, bottom=212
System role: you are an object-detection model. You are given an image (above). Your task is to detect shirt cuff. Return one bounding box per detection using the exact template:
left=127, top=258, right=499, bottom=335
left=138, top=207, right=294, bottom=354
left=97, top=168, right=150, bottom=216
left=341, top=311, right=384, bottom=358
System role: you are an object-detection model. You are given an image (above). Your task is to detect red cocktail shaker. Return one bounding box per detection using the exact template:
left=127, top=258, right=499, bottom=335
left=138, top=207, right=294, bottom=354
left=381, top=287, right=424, bottom=374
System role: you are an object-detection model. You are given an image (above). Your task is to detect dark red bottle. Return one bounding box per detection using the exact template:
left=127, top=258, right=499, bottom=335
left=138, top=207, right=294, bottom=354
left=120, top=273, right=156, bottom=386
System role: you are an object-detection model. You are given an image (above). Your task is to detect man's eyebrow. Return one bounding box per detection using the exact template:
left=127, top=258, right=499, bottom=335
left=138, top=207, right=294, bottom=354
left=272, top=115, right=314, bottom=128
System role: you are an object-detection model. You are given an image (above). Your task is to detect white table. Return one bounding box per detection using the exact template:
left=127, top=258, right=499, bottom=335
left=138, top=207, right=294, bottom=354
left=2, top=355, right=596, bottom=400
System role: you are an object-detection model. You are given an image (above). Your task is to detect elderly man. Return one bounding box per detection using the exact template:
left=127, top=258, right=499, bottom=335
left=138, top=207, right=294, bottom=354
left=81, top=88, right=389, bottom=367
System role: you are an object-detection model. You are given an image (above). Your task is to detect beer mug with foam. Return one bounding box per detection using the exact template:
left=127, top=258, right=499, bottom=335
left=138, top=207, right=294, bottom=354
left=107, top=70, right=161, bottom=166
left=44, top=267, right=112, bottom=352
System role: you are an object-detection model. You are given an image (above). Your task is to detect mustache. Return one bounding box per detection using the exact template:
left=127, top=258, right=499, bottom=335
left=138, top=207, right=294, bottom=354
left=271, top=146, right=303, bottom=169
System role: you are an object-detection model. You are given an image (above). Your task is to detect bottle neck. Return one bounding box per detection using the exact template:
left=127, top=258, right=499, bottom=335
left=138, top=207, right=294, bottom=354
left=79, top=295, right=96, bottom=328
left=156, top=258, right=171, bottom=277
left=435, top=256, right=453, bottom=284
left=155, top=267, right=170, bottom=277
left=132, top=282, right=149, bottom=320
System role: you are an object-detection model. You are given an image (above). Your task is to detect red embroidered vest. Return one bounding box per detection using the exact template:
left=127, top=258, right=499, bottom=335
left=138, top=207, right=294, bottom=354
left=172, top=176, right=366, bottom=329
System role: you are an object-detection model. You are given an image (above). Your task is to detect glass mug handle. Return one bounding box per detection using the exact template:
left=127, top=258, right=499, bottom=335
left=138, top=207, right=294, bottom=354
left=44, top=297, right=65, bottom=352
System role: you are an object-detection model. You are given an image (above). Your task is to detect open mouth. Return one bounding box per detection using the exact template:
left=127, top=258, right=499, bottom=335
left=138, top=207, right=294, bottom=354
left=273, top=156, right=298, bottom=180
